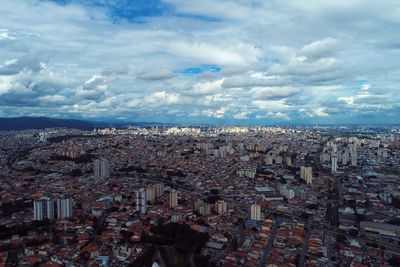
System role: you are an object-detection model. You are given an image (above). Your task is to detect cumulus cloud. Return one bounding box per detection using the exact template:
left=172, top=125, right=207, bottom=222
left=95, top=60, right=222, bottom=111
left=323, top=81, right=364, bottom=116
left=76, top=75, right=108, bottom=101
left=298, top=37, right=341, bottom=60
left=249, top=86, right=302, bottom=100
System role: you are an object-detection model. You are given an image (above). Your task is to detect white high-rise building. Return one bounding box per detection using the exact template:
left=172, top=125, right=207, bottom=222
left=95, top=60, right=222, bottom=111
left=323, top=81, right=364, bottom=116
left=350, top=145, right=357, bottom=166
left=33, top=197, right=56, bottom=221
left=33, top=200, right=44, bottom=221
left=286, top=156, right=292, bottom=167
left=146, top=185, right=156, bottom=203
left=154, top=183, right=164, bottom=198
left=136, top=189, right=147, bottom=213
left=331, top=154, right=338, bottom=172
left=265, top=154, right=273, bottom=165
left=169, top=190, right=178, bottom=208
left=215, top=200, right=227, bottom=214
left=46, top=198, right=55, bottom=220
left=251, top=204, right=261, bottom=221
left=342, top=150, right=350, bottom=165
left=278, top=184, right=295, bottom=200
left=300, top=166, right=313, bottom=185
left=56, top=198, right=73, bottom=219
left=94, top=158, right=110, bottom=177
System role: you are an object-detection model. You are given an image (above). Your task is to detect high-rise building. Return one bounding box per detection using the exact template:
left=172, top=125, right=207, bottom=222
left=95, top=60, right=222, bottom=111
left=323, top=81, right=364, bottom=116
left=342, top=150, right=349, bottom=165
left=146, top=185, right=156, bottom=203
left=331, top=155, right=338, bottom=172
left=169, top=190, right=178, bottom=208
left=154, top=183, right=164, bottom=198
left=286, top=156, right=292, bottom=167
left=33, top=197, right=56, bottom=221
left=46, top=198, right=55, bottom=220
left=94, top=158, right=110, bottom=177
left=136, top=189, right=147, bottom=213
left=300, top=166, right=313, bottom=185
left=215, top=200, right=227, bottom=214
left=278, top=184, right=295, bottom=200
left=350, top=145, right=357, bottom=166
left=251, top=204, right=261, bottom=221
left=198, top=202, right=211, bottom=216
left=56, top=198, right=73, bottom=219
left=331, top=145, right=338, bottom=172
left=265, top=154, right=273, bottom=165
left=33, top=200, right=44, bottom=221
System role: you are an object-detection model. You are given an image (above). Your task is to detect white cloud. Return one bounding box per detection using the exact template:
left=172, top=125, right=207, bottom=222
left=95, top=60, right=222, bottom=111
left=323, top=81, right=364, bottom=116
left=233, top=110, right=250, bottom=119
left=298, top=37, right=340, bottom=60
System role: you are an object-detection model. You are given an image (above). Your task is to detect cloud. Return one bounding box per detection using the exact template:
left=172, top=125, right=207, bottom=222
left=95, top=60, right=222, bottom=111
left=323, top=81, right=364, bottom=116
left=76, top=75, right=108, bottom=101
left=0, top=0, right=399, bottom=123
left=168, top=41, right=260, bottom=66
left=300, top=107, right=329, bottom=118
left=233, top=110, right=250, bottom=119
left=249, top=86, right=302, bottom=100
left=298, top=37, right=341, bottom=60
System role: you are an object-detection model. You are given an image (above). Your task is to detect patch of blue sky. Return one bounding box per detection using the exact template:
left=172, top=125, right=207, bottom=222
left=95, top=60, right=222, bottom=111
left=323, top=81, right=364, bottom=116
left=178, top=65, right=221, bottom=75
left=43, top=0, right=171, bottom=23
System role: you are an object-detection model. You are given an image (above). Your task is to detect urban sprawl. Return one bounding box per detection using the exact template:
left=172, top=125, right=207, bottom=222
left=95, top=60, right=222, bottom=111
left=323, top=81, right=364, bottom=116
left=0, top=125, right=400, bottom=267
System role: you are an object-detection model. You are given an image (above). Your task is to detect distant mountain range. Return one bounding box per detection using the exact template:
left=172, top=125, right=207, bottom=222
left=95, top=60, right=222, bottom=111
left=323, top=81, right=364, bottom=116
left=0, top=117, right=111, bottom=131
left=0, top=117, right=171, bottom=131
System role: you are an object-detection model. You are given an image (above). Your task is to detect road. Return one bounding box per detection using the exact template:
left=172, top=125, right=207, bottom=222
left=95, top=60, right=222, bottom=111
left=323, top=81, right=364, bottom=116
left=298, top=221, right=311, bottom=267
left=258, top=219, right=278, bottom=267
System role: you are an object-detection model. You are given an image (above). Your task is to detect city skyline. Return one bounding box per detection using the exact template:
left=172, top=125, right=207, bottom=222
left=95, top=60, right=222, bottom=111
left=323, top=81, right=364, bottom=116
left=1, top=0, right=400, bottom=124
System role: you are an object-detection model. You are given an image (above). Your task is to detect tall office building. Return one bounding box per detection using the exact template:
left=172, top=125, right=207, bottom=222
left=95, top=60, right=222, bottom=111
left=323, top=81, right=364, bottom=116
left=94, top=158, right=110, bottom=177
left=56, top=198, right=73, bottom=219
left=136, top=189, right=147, bottom=213
left=215, top=200, right=227, bottom=214
left=300, top=166, right=313, bottom=185
left=169, top=190, right=178, bottom=208
left=251, top=204, right=261, bottom=221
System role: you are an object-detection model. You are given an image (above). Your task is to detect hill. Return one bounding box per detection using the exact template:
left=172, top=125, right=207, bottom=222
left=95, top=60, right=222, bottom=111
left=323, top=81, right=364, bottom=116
left=0, top=117, right=105, bottom=131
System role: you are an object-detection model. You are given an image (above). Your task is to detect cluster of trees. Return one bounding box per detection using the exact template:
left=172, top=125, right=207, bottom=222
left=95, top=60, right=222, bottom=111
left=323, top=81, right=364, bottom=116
left=146, top=223, right=209, bottom=254
left=129, top=245, right=155, bottom=267
left=136, top=222, right=213, bottom=267
left=0, top=199, right=31, bottom=217
left=0, top=220, right=51, bottom=240
left=49, top=153, right=96, bottom=164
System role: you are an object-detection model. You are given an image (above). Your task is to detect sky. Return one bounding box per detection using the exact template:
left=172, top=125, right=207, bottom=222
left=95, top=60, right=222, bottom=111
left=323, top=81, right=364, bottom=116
left=0, top=0, right=400, bottom=124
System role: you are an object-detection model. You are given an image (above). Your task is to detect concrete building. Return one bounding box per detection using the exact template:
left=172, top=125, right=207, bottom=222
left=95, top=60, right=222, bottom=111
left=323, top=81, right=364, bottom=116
left=146, top=185, right=156, bottom=203
left=169, top=189, right=178, bottom=208
left=154, top=183, right=164, bottom=198
left=33, top=200, right=44, bottom=221
left=251, top=204, right=261, bottom=221
left=278, top=184, right=295, bottom=200
left=94, top=158, right=110, bottom=177
left=300, top=166, right=313, bottom=185
left=350, top=145, right=357, bottom=166
left=331, top=155, right=338, bottom=172
left=215, top=200, right=227, bottom=214
left=56, top=198, right=73, bottom=219
left=136, top=189, right=147, bottom=213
